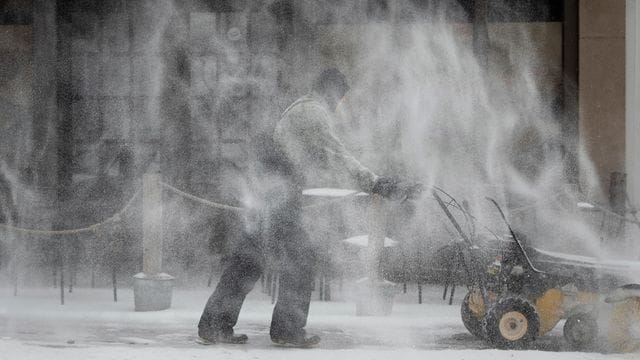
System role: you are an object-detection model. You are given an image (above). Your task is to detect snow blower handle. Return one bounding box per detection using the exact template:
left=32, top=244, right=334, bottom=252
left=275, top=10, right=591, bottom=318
left=399, top=181, right=424, bottom=203
left=485, top=197, right=544, bottom=274
left=432, top=190, right=473, bottom=246
left=372, top=177, right=423, bottom=202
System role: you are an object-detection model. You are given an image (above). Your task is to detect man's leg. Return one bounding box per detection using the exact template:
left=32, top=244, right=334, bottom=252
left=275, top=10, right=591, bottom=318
left=198, top=235, right=263, bottom=342
left=269, top=204, right=319, bottom=344
left=269, top=249, right=316, bottom=339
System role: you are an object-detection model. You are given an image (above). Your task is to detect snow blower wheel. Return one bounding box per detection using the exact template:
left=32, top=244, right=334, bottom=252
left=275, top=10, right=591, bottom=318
left=461, top=290, right=485, bottom=339
left=563, top=312, right=598, bottom=350
left=484, top=297, right=539, bottom=349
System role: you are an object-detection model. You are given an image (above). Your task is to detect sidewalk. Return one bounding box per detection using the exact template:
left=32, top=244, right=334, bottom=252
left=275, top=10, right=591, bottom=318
left=0, top=285, right=635, bottom=360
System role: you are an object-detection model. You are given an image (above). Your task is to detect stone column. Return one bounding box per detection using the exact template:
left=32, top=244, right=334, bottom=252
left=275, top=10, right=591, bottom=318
left=627, top=1, right=640, bottom=209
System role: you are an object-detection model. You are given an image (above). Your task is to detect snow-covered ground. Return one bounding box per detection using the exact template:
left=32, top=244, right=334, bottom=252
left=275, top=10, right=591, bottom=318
left=0, top=284, right=636, bottom=359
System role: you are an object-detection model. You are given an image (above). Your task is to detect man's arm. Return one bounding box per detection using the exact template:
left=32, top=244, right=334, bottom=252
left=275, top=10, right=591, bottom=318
left=302, top=105, right=378, bottom=192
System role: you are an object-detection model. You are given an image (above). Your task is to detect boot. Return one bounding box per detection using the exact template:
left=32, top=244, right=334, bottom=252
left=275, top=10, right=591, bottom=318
left=271, top=332, right=321, bottom=348
left=198, top=327, right=248, bottom=345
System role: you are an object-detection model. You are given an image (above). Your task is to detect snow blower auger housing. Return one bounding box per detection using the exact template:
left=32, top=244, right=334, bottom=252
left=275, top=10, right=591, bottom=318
left=432, top=188, right=640, bottom=352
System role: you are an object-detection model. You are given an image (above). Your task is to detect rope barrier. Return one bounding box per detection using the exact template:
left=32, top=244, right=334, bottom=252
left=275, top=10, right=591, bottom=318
left=508, top=191, right=564, bottom=214
left=160, top=181, right=361, bottom=212
left=506, top=190, right=640, bottom=227
left=0, top=181, right=363, bottom=236
left=587, top=202, right=640, bottom=227
left=3, top=181, right=636, bottom=237
left=0, top=188, right=142, bottom=236
left=0, top=223, right=100, bottom=236
left=160, top=182, right=246, bottom=213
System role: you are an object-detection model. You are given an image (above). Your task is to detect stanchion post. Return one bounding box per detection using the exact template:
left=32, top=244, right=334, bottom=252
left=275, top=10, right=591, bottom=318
left=367, top=195, right=385, bottom=283
left=59, top=237, right=64, bottom=305
left=142, top=173, right=163, bottom=275
left=133, top=172, right=174, bottom=311
left=356, top=194, right=397, bottom=316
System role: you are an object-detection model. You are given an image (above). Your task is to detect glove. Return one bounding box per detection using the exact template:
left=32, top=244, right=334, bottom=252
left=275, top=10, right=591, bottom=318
left=372, top=176, right=423, bottom=201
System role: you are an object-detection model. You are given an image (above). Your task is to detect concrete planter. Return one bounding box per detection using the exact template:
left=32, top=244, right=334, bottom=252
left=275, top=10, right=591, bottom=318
left=355, top=279, right=399, bottom=316
left=133, top=272, right=174, bottom=311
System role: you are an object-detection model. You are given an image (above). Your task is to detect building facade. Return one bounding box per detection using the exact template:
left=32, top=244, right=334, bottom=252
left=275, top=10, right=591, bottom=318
left=0, top=0, right=633, bottom=284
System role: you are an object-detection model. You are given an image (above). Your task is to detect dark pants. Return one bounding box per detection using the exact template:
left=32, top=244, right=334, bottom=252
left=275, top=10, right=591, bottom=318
left=198, top=194, right=317, bottom=339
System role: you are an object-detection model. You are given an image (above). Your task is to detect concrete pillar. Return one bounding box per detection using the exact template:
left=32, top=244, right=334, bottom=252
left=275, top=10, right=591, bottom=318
left=472, top=0, right=490, bottom=68
left=32, top=0, right=58, bottom=191
left=627, top=0, right=640, bottom=209
left=563, top=0, right=580, bottom=182
left=579, top=0, right=626, bottom=196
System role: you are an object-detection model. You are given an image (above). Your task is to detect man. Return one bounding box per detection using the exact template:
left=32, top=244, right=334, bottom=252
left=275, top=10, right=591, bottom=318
left=198, top=68, right=413, bottom=347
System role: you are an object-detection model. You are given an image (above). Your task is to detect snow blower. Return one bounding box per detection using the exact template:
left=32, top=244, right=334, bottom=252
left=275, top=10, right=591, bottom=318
left=432, top=188, right=640, bottom=352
